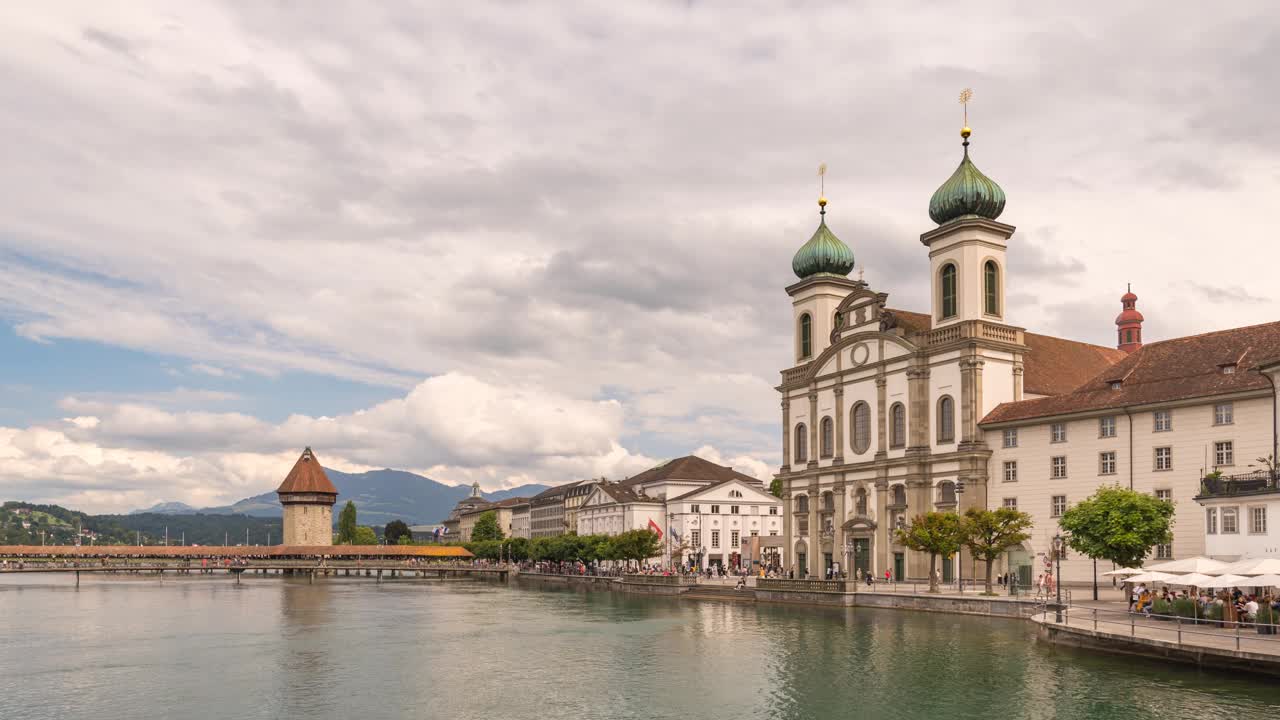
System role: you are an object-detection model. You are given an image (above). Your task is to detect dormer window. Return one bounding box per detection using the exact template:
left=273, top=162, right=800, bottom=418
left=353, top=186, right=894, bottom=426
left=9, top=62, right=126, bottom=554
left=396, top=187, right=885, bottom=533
left=1220, top=363, right=1237, bottom=375
left=1109, top=381, right=1123, bottom=391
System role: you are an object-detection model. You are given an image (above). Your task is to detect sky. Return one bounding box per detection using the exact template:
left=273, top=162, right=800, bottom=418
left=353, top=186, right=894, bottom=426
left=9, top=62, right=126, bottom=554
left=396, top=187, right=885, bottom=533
left=1, top=2, right=1277, bottom=513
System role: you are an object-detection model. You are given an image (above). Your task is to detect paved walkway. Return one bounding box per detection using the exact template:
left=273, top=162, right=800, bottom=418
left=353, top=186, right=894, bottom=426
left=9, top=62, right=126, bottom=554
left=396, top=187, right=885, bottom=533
left=1037, top=606, right=1280, bottom=658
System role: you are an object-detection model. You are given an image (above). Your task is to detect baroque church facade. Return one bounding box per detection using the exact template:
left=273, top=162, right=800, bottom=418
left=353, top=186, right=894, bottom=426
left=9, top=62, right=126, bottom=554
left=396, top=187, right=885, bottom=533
left=776, top=126, right=1124, bottom=582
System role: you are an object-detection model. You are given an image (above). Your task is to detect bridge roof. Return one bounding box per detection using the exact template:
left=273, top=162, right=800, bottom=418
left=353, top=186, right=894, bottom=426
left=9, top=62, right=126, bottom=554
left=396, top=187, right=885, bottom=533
left=0, top=545, right=473, bottom=558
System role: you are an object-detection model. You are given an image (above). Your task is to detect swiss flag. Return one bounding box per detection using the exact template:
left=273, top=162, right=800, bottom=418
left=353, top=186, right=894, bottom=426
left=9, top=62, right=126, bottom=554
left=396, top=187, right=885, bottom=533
left=647, top=519, right=663, bottom=539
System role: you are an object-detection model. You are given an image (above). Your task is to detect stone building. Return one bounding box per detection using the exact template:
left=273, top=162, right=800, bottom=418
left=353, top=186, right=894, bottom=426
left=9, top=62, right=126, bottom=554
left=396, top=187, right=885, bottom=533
left=775, top=122, right=1280, bottom=584
left=276, top=447, right=338, bottom=546
left=577, top=455, right=782, bottom=568
left=458, top=497, right=528, bottom=541
left=530, top=482, right=575, bottom=538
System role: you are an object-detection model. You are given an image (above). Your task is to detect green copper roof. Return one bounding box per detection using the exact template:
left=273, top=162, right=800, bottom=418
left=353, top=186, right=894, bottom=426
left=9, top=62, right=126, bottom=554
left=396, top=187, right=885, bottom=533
left=792, top=209, right=854, bottom=279
left=928, top=139, right=1006, bottom=225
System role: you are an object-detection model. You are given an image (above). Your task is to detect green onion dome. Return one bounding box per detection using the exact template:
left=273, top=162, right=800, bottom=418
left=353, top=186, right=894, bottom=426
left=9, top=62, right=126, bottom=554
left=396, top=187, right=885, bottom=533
left=928, top=130, right=1006, bottom=225
left=792, top=199, right=855, bottom=279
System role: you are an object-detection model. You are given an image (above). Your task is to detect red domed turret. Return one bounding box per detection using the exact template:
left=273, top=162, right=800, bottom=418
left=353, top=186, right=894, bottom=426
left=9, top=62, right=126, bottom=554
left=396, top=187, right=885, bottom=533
left=1115, top=284, right=1144, bottom=354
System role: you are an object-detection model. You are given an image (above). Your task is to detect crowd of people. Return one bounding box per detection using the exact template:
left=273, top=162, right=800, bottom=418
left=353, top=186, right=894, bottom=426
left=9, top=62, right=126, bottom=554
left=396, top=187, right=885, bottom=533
left=1127, top=582, right=1278, bottom=624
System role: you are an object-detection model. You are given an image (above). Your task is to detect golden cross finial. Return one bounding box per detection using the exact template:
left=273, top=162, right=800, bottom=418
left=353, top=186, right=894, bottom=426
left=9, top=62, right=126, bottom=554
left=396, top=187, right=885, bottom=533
left=958, top=88, right=974, bottom=137
left=817, top=163, right=828, bottom=209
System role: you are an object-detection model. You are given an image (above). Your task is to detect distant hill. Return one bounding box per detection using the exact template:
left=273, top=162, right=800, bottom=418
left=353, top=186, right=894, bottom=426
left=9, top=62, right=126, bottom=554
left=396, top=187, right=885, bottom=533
left=130, top=501, right=198, bottom=515
left=147, top=468, right=553, bottom=526
left=103, top=512, right=282, bottom=546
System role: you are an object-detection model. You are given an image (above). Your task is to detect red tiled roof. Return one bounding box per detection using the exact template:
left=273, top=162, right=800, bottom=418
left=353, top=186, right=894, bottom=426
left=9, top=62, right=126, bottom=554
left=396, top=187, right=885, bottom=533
left=1022, top=332, right=1128, bottom=396
left=887, top=309, right=1125, bottom=397
left=981, top=320, right=1280, bottom=425
left=276, top=447, right=338, bottom=495
left=621, top=455, right=759, bottom=488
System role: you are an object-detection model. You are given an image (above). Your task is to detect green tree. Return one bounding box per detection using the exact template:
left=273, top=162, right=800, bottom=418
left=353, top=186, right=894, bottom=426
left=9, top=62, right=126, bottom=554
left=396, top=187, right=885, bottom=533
left=352, top=526, right=378, bottom=545
left=384, top=519, right=411, bottom=546
left=894, top=512, right=966, bottom=593
left=962, top=507, right=1033, bottom=595
left=768, top=477, right=783, bottom=498
left=609, top=529, right=663, bottom=568
left=505, top=537, right=532, bottom=562
left=470, top=511, right=504, bottom=542
left=337, top=501, right=358, bottom=544
left=1058, top=485, right=1175, bottom=570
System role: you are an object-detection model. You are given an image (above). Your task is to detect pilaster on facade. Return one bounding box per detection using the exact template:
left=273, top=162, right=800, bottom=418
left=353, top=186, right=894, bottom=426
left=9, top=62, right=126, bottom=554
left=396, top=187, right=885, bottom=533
left=780, top=396, right=791, bottom=474
left=833, top=386, right=846, bottom=464
left=807, top=391, right=819, bottom=470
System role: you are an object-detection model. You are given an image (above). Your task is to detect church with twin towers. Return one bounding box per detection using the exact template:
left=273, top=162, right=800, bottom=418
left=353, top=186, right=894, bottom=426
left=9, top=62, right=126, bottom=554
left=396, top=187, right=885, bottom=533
left=776, top=107, right=1280, bottom=584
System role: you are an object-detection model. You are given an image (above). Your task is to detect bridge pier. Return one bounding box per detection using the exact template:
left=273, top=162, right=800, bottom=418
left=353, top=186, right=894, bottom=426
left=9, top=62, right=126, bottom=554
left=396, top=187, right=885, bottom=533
left=376, top=569, right=382, bottom=583
left=345, top=569, right=350, bottom=577
left=308, top=570, right=314, bottom=584
left=75, top=570, right=79, bottom=588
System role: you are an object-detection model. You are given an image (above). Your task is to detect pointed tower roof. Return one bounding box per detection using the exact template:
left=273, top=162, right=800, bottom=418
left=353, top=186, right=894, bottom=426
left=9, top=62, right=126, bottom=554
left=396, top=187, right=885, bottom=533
left=792, top=198, right=855, bottom=279
left=276, top=447, right=338, bottom=495
left=928, top=127, right=1006, bottom=225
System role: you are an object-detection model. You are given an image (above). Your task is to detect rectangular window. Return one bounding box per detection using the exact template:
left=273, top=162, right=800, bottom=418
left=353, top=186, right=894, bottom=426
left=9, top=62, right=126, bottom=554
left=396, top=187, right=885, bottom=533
left=1099, top=416, right=1116, bottom=438
left=1206, top=508, right=1217, bottom=535
left=1156, top=543, right=1173, bottom=560
left=730, top=505, right=740, bottom=515
left=1003, top=461, right=1018, bottom=483
left=1051, top=456, right=1067, bottom=479
left=750, top=530, right=758, bottom=537
left=690, top=504, right=700, bottom=514
left=1155, top=489, right=1172, bottom=503
left=1002, top=428, right=1018, bottom=448
left=710, top=505, right=720, bottom=514
left=769, top=530, right=778, bottom=536
left=1222, top=507, right=1239, bottom=534
left=1154, top=446, right=1172, bottom=471
left=1051, top=495, right=1067, bottom=518
left=690, top=529, right=701, bottom=548
left=1154, top=410, right=1172, bottom=432
left=769, top=506, right=778, bottom=515
left=711, top=530, right=720, bottom=548
left=1214, top=402, right=1234, bottom=426
left=1251, top=507, right=1267, bottom=535
left=731, top=530, right=740, bottom=547
left=1099, top=451, right=1116, bottom=475
left=1215, top=441, right=1234, bottom=467
left=1051, top=423, right=1067, bottom=443
left=1002, top=497, right=1018, bottom=509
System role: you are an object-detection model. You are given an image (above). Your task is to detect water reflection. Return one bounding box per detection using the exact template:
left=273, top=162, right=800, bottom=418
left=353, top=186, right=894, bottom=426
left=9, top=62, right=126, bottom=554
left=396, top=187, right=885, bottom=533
left=3, top=575, right=1280, bottom=720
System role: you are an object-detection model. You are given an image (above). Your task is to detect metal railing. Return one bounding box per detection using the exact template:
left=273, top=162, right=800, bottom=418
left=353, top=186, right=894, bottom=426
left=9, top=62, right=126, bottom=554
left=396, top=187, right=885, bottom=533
left=1048, top=604, right=1280, bottom=653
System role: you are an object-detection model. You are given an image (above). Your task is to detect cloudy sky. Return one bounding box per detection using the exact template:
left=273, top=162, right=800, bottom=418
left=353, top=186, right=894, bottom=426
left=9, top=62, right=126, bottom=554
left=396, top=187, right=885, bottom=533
left=1, top=2, right=1276, bottom=513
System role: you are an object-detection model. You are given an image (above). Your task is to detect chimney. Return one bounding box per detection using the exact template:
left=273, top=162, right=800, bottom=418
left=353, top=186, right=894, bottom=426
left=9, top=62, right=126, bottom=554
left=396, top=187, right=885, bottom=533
left=1115, top=284, right=1144, bottom=354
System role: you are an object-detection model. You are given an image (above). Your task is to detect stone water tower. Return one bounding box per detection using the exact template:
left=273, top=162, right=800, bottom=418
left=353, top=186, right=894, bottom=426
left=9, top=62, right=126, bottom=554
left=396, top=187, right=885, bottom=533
left=276, top=447, right=338, bottom=546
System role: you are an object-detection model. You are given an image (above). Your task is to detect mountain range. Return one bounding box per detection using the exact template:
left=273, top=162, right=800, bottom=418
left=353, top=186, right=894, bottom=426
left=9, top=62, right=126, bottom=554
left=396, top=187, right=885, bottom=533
left=132, top=468, right=552, bottom=526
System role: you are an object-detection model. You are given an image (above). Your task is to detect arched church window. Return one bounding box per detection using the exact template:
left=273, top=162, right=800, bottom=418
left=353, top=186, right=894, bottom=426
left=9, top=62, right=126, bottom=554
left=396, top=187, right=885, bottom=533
left=819, top=417, right=834, bottom=458
left=855, top=487, right=868, bottom=515
left=891, top=484, right=907, bottom=507
left=940, top=264, right=958, bottom=319
left=937, top=395, right=955, bottom=444
left=799, top=313, right=813, bottom=359
left=794, top=423, right=808, bottom=463
left=890, top=403, right=906, bottom=448
left=851, top=401, right=871, bottom=454
left=984, top=261, right=999, bottom=316
left=938, top=481, right=957, bottom=505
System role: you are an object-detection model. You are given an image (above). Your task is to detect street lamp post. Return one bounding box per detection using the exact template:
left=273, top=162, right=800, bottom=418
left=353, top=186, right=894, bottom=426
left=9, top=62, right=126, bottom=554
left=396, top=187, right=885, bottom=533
left=954, top=478, right=965, bottom=594
left=1052, top=533, right=1064, bottom=623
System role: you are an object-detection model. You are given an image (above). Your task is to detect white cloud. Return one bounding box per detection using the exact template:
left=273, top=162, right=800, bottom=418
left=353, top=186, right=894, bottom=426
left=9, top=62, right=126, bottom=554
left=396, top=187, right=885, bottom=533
left=0, top=373, right=765, bottom=513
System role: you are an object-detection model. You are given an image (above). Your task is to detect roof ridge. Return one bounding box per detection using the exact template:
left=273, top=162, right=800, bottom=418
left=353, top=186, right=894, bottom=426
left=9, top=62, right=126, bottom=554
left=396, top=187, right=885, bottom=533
left=1142, top=319, right=1280, bottom=347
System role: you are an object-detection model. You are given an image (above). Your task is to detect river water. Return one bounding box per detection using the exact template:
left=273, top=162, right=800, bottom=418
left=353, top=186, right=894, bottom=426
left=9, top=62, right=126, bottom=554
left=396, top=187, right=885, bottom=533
left=2, top=575, right=1278, bottom=720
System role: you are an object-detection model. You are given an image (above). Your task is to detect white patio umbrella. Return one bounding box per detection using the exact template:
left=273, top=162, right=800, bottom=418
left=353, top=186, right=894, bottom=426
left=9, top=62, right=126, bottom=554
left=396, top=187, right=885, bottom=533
left=1243, top=573, right=1280, bottom=587
left=1201, top=574, right=1254, bottom=588
left=1102, top=567, right=1144, bottom=577
left=1216, top=557, right=1280, bottom=576
left=1166, top=572, right=1218, bottom=587
left=1143, top=556, right=1230, bottom=574
left=1125, top=571, right=1178, bottom=584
